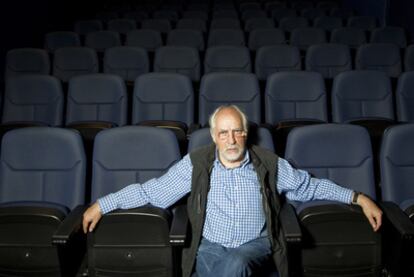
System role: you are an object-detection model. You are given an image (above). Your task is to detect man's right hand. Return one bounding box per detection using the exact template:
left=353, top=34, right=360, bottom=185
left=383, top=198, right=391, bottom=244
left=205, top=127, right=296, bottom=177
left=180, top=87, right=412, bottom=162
left=82, top=202, right=103, bottom=234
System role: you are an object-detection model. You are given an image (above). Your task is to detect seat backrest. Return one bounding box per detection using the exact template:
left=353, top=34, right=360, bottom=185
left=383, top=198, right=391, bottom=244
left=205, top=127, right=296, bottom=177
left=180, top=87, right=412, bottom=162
left=285, top=124, right=376, bottom=198
left=396, top=72, right=414, bottom=122
left=241, top=10, right=268, bottom=22
left=107, top=19, right=136, bottom=34
left=199, top=72, right=261, bottom=126
left=91, top=126, right=180, bottom=200
left=74, top=20, right=103, bottom=36
left=290, top=27, right=327, bottom=50
left=153, top=46, right=201, bottom=82
left=66, top=74, right=127, bottom=126
left=2, top=75, right=64, bottom=126
left=212, top=9, right=238, bottom=19
left=141, top=19, right=172, bottom=34
left=188, top=127, right=274, bottom=152
left=332, top=71, right=394, bottom=123
left=356, top=43, right=402, bottom=78
left=181, top=11, right=208, bottom=21
left=313, top=16, right=343, bottom=32
left=53, top=47, right=99, bottom=82
left=123, top=11, right=149, bottom=23
left=85, top=31, right=122, bottom=53
left=44, top=31, right=81, bottom=53
left=103, top=46, right=149, bottom=82
left=255, top=45, right=301, bottom=80
left=125, top=29, right=163, bottom=51
left=5, top=48, right=50, bottom=79
left=306, top=43, right=352, bottom=79
left=370, top=27, right=407, bottom=48
left=300, top=7, right=326, bottom=20
left=265, top=71, right=328, bottom=125
left=271, top=7, right=297, bottom=22
left=248, top=28, right=285, bottom=51
left=330, top=27, right=367, bottom=48
left=167, top=29, right=205, bottom=51
left=347, top=16, right=377, bottom=31
left=132, top=73, right=194, bottom=126
left=0, top=127, right=86, bottom=209
left=204, top=46, right=251, bottom=74
left=380, top=124, right=414, bottom=206
left=207, top=29, right=245, bottom=47
left=153, top=10, right=179, bottom=23
left=279, top=16, right=309, bottom=33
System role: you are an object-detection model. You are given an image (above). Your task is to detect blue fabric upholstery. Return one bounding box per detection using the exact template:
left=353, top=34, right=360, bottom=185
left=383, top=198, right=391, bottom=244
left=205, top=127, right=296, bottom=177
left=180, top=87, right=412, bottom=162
left=53, top=47, right=98, bottom=82
left=44, top=31, right=81, bottom=53
left=85, top=31, right=121, bottom=53
left=204, top=46, right=251, bottom=74
left=5, top=48, right=50, bottom=79
left=125, top=29, right=163, bottom=52
left=396, top=72, right=414, bottom=122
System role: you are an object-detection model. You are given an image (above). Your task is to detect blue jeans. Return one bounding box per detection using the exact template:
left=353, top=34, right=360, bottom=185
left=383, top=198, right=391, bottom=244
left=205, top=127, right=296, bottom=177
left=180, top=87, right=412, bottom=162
left=195, top=236, right=274, bottom=277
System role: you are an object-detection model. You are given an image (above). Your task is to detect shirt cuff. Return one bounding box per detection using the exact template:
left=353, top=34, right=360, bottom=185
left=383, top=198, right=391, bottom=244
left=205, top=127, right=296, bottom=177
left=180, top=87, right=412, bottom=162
left=97, top=193, right=119, bottom=214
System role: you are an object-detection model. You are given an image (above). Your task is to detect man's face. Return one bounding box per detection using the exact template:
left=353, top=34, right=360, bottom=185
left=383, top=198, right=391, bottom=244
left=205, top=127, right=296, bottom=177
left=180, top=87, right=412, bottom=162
left=212, top=108, right=247, bottom=166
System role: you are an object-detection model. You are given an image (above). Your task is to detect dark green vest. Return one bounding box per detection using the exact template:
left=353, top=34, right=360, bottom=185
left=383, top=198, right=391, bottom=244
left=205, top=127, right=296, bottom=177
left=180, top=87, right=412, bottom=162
left=183, top=144, right=288, bottom=277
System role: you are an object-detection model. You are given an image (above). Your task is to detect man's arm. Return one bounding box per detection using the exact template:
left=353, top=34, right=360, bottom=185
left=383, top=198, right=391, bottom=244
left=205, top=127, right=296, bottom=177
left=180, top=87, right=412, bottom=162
left=277, top=158, right=382, bottom=231
left=82, top=154, right=193, bottom=233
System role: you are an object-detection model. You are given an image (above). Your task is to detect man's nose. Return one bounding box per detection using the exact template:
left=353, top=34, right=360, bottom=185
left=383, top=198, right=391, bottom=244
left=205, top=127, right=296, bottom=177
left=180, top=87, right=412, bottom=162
left=227, top=132, right=236, bottom=144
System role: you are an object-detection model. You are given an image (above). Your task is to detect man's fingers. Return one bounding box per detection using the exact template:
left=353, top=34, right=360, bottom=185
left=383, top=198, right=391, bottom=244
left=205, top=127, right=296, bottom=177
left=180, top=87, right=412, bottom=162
left=89, top=219, right=98, bottom=232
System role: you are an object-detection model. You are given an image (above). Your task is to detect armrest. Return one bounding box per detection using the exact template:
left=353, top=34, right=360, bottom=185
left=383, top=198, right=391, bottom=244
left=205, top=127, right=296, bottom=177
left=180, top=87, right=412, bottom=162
left=169, top=204, right=188, bottom=246
left=378, top=201, right=414, bottom=240
left=52, top=205, right=88, bottom=245
left=279, top=202, right=302, bottom=243
left=187, top=123, right=201, bottom=135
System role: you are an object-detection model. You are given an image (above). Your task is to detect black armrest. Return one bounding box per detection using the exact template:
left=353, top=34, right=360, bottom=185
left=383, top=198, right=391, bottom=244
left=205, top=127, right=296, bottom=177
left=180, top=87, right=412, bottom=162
left=378, top=201, right=414, bottom=240
left=169, top=204, right=188, bottom=246
left=279, top=202, right=302, bottom=243
left=52, top=205, right=88, bottom=245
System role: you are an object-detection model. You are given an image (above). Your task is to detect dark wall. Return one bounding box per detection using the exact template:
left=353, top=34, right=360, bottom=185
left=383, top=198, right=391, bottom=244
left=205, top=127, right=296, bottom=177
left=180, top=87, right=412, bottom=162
left=388, top=0, right=414, bottom=44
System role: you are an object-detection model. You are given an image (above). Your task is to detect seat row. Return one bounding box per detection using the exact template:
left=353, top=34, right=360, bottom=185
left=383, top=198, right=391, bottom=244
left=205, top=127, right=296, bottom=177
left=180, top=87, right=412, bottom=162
left=6, top=42, right=414, bottom=83
left=0, top=123, right=413, bottom=276
left=3, top=71, right=414, bottom=128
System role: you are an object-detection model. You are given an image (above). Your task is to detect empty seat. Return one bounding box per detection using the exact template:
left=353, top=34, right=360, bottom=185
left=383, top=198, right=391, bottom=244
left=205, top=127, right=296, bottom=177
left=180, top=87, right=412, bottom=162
left=356, top=43, right=402, bottom=78
left=87, top=126, right=181, bottom=276
left=278, top=16, right=309, bottom=33
left=204, top=46, right=251, bottom=73
left=317, top=1, right=340, bottom=12
left=5, top=48, right=50, bottom=79
left=0, top=127, right=86, bottom=276
left=265, top=71, right=328, bottom=126
left=167, top=29, right=205, bottom=51
left=66, top=74, right=127, bottom=127
left=2, top=75, right=63, bottom=126
left=329, top=7, right=355, bottom=19
left=74, top=19, right=103, bottom=36
left=154, top=46, right=201, bottom=82
left=330, top=27, right=367, bottom=48
left=241, top=10, right=268, bottom=21
left=396, top=72, right=414, bottom=122
left=210, top=18, right=241, bottom=29
left=141, top=19, right=172, bottom=34
left=199, top=72, right=261, bottom=125
left=265, top=1, right=287, bottom=11
left=123, top=11, right=149, bottom=24
left=255, top=45, right=301, bottom=80
left=285, top=124, right=382, bottom=276
left=176, top=18, right=207, bottom=33
left=313, top=16, right=343, bottom=32
left=153, top=10, right=179, bottom=23
left=107, top=19, right=136, bottom=35
left=182, top=11, right=208, bottom=21
left=103, top=46, right=149, bottom=83
left=44, top=31, right=81, bottom=53
left=126, top=29, right=163, bottom=52
left=85, top=31, right=122, bottom=53
left=290, top=27, right=327, bottom=51
left=306, top=43, right=352, bottom=79
left=239, top=2, right=262, bottom=12
left=53, top=47, right=98, bottom=82
left=95, top=11, right=118, bottom=22
left=132, top=72, right=194, bottom=143
left=347, top=16, right=377, bottom=31
left=244, top=18, right=274, bottom=32
left=212, top=10, right=239, bottom=19
left=332, top=70, right=394, bottom=124
left=248, top=28, right=285, bottom=51
left=370, top=26, right=407, bottom=49
left=291, top=0, right=313, bottom=10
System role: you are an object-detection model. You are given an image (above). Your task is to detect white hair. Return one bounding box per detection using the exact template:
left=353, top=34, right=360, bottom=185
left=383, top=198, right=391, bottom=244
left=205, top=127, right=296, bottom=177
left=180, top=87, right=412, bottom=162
left=208, top=105, right=249, bottom=135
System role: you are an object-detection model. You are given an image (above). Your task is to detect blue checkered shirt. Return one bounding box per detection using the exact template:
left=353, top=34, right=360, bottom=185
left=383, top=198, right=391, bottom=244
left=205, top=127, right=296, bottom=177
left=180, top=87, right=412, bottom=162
left=98, top=151, right=353, bottom=248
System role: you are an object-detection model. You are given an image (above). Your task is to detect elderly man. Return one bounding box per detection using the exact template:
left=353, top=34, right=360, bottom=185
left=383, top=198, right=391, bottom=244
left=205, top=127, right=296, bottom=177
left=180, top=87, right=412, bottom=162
left=83, top=105, right=382, bottom=277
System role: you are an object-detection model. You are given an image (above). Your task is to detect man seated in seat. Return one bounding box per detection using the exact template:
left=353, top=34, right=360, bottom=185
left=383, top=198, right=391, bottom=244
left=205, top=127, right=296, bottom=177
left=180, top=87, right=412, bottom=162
left=83, top=105, right=382, bottom=277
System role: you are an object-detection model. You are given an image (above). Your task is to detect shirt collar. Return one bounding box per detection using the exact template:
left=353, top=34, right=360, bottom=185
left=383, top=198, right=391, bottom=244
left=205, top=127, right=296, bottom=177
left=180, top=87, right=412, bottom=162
left=214, top=148, right=250, bottom=169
